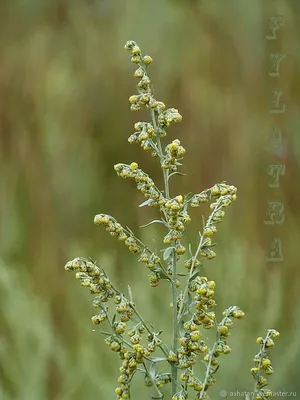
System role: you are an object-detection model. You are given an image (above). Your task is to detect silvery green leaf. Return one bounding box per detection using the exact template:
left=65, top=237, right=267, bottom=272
left=128, top=285, right=133, bottom=303
left=139, top=198, right=156, bottom=207
left=190, top=266, right=201, bottom=280
left=168, top=171, right=186, bottom=180
left=163, top=247, right=173, bottom=261
left=139, top=219, right=164, bottom=228
left=179, top=321, right=185, bottom=337
left=148, top=357, right=167, bottom=363
left=149, top=362, right=156, bottom=378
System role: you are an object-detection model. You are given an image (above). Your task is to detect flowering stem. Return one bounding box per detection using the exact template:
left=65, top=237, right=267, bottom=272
left=151, top=107, right=178, bottom=395
left=142, top=361, right=164, bottom=399
left=250, top=330, right=273, bottom=400
left=151, top=109, right=170, bottom=199
left=177, top=197, right=224, bottom=323
left=199, top=338, right=218, bottom=399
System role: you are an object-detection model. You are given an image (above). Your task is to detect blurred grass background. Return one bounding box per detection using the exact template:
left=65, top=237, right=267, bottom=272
left=0, top=0, right=300, bottom=399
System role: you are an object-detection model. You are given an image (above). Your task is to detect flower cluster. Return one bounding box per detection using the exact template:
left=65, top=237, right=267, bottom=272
left=63, top=40, right=280, bottom=400
left=172, top=280, right=245, bottom=399
left=124, top=40, right=180, bottom=118
left=114, top=342, right=146, bottom=399
left=191, top=306, right=245, bottom=400
left=187, top=277, right=217, bottom=329
left=112, top=326, right=172, bottom=399
left=125, top=40, right=183, bottom=171
left=64, top=258, right=114, bottom=303
left=64, top=256, right=171, bottom=399
left=191, top=183, right=237, bottom=208
left=179, top=183, right=238, bottom=266
left=162, top=139, right=186, bottom=171
left=163, top=195, right=191, bottom=255
left=114, top=162, right=163, bottom=206
left=251, top=329, right=280, bottom=400
left=128, top=122, right=160, bottom=157
left=93, top=213, right=142, bottom=255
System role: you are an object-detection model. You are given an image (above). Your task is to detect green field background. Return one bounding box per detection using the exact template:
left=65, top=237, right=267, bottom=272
left=1, top=1, right=300, bottom=399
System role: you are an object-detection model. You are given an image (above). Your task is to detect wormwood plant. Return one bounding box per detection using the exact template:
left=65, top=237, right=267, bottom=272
left=64, top=41, right=279, bottom=400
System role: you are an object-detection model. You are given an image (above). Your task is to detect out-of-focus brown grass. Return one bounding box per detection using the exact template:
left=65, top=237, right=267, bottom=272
left=0, top=0, right=300, bottom=399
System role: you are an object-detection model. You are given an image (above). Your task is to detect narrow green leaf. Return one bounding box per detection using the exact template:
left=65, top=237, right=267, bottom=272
left=179, top=321, right=185, bottom=337
left=128, top=285, right=133, bottom=303
left=190, top=266, right=201, bottom=280
left=139, top=198, right=156, bottom=207
left=139, top=219, right=164, bottom=228
left=168, top=171, right=186, bottom=179
left=149, top=362, right=156, bottom=378
left=163, top=247, right=173, bottom=261
left=148, top=357, right=167, bottom=363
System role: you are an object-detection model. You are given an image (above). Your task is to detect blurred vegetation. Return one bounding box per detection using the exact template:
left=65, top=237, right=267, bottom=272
left=0, top=0, right=300, bottom=399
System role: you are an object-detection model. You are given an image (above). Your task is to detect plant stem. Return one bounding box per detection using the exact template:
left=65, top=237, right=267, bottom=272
left=151, top=108, right=178, bottom=395
left=130, top=302, right=170, bottom=358
left=142, top=361, right=164, bottom=399
left=177, top=231, right=204, bottom=323
left=151, top=109, right=169, bottom=199
left=250, top=331, right=272, bottom=400
left=171, top=249, right=178, bottom=396
left=177, top=198, right=224, bottom=323
left=199, top=338, right=218, bottom=399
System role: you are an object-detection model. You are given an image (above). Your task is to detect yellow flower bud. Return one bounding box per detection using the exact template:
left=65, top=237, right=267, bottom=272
left=143, top=55, right=153, bottom=65
left=175, top=195, right=183, bottom=204
left=130, top=162, right=139, bottom=170
left=129, top=95, right=139, bottom=104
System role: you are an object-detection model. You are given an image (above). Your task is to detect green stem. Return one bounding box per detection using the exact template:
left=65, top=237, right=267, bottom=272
left=151, top=109, right=178, bottom=394
left=171, top=249, right=178, bottom=396
left=177, top=232, right=203, bottom=323
left=142, top=361, right=164, bottom=399
left=150, top=108, right=178, bottom=394
left=150, top=109, right=169, bottom=199
left=130, top=303, right=170, bottom=358
left=124, top=228, right=170, bottom=279
left=199, top=338, right=219, bottom=399
left=250, top=331, right=272, bottom=400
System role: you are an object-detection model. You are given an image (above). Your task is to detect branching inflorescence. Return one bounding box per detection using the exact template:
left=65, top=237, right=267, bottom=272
left=64, top=41, right=279, bottom=400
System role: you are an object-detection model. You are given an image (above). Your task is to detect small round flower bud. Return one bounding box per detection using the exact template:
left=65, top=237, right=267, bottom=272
left=130, top=104, right=141, bottom=111
left=175, top=245, right=186, bottom=255
left=110, top=341, right=121, bottom=352
left=115, top=322, right=126, bottom=334
left=129, top=95, right=139, bottom=104
left=143, top=55, right=153, bottom=65
left=265, top=338, right=275, bottom=347
left=131, top=45, right=141, bottom=56
left=131, top=56, right=141, bottom=64
left=218, top=325, right=229, bottom=336
left=265, top=366, right=274, bottom=375
left=134, top=67, right=144, bottom=78
left=115, top=387, right=123, bottom=395
left=208, top=281, right=216, bottom=290
left=190, top=331, right=201, bottom=341
left=130, top=162, right=139, bottom=170
left=124, top=40, right=136, bottom=50
left=232, top=309, right=245, bottom=319
left=271, top=330, right=280, bottom=338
